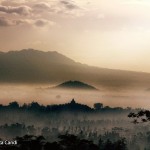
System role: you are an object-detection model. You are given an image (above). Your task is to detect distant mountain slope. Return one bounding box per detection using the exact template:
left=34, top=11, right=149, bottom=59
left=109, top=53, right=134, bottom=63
left=0, top=49, right=150, bottom=89
left=0, top=49, right=77, bottom=83
left=55, top=81, right=98, bottom=90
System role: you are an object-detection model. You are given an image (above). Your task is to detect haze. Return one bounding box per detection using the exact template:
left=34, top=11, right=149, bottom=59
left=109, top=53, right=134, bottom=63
left=0, top=84, right=149, bottom=109
left=0, top=0, right=150, bottom=72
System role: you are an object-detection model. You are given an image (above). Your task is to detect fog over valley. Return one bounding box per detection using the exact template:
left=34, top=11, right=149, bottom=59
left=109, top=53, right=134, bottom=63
left=0, top=83, right=150, bottom=108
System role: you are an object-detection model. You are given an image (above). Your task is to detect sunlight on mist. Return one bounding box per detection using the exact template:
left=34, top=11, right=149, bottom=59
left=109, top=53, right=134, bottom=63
left=0, top=84, right=150, bottom=108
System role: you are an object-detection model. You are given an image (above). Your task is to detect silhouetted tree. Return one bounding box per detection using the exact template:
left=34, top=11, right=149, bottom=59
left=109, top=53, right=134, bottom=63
left=94, top=103, right=103, bottom=110
left=8, top=102, right=19, bottom=109
left=128, top=110, right=150, bottom=123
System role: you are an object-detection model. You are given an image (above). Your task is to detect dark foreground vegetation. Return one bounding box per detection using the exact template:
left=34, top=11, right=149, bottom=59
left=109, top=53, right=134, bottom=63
left=0, top=134, right=127, bottom=150
left=0, top=99, right=150, bottom=150
left=0, top=99, right=135, bottom=114
left=128, top=110, right=150, bottom=124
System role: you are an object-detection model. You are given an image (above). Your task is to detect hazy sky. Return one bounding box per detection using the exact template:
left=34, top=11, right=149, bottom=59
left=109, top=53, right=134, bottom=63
left=0, top=0, right=150, bottom=72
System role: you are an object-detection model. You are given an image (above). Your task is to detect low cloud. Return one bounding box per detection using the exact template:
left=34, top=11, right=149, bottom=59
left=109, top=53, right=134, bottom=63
left=33, top=2, right=51, bottom=10
left=0, top=0, right=84, bottom=28
left=0, top=17, right=55, bottom=27
left=0, top=17, right=14, bottom=26
left=0, top=0, right=83, bottom=19
left=0, top=17, right=33, bottom=26
left=60, top=0, right=79, bottom=10
left=34, top=19, right=55, bottom=27
left=0, top=5, right=32, bottom=15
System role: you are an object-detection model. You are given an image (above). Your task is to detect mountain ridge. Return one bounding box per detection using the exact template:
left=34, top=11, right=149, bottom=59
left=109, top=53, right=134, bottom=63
left=0, top=49, right=150, bottom=89
left=1, top=49, right=150, bottom=74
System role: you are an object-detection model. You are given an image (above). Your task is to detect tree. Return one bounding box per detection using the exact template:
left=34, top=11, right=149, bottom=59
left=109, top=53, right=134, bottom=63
left=8, top=101, right=19, bottom=109
left=94, top=103, right=103, bottom=110
left=128, top=110, right=150, bottom=123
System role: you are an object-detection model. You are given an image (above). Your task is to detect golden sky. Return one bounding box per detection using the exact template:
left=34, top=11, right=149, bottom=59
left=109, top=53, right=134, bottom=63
left=0, top=0, right=150, bottom=72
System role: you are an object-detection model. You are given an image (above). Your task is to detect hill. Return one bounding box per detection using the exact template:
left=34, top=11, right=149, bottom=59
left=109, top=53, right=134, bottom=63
left=55, top=80, right=98, bottom=90
left=0, top=49, right=150, bottom=89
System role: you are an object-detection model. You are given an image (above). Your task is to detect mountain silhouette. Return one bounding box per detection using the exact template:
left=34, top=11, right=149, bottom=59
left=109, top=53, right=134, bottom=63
left=1, top=49, right=150, bottom=89
left=55, top=80, right=98, bottom=90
